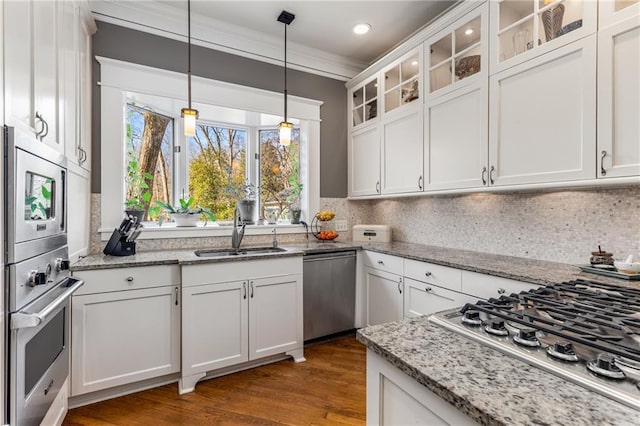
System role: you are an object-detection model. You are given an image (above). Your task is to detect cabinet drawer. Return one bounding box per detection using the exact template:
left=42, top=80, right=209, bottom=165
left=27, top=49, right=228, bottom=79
left=182, top=257, right=302, bottom=287
left=72, top=265, right=180, bottom=295
left=362, top=251, right=404, bottom=275
left=404, top=278, right=476, bottom=318
left=461, top=270, right=539, bottom=300
left=403, top=259, right=462, bottom=292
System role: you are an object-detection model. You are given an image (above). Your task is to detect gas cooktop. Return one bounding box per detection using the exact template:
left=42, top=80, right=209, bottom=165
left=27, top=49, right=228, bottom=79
left=429, top=279, right=640, bottom=410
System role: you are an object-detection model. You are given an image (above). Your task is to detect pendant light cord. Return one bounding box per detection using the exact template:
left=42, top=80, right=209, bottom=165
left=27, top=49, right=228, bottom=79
left=187, top=0, right=192, bottom=110
left=283, top=23, right=288, bottom=122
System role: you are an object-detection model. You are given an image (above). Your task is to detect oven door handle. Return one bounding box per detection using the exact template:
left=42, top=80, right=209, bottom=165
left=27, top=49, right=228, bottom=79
left=11, top=278, right=84, bottom=330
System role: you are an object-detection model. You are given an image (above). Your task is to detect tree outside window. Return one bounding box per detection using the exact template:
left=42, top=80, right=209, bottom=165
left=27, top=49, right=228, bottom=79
left=125, top=104, right=173, bottom=220
left=260, top=129, right=301, bottom=221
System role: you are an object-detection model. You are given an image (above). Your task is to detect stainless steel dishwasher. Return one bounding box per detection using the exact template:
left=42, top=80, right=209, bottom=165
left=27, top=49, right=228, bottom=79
left=303, top=250, right=357, bottom=341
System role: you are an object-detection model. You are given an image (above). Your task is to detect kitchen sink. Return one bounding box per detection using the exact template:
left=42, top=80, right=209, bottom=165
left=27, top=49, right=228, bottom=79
left=194, top=247, right=287, bottom=258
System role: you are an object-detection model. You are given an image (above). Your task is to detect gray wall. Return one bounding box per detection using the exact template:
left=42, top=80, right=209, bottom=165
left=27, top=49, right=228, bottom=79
left=91, top=21, right=348, bottom=197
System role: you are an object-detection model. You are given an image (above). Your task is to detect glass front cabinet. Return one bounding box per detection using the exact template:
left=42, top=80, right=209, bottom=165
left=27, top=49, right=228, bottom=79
left=382, top=50, right=420, bottom=114
left=350, top=76, right=378, bottom=128
left=490, top=0, right=597, bottom=73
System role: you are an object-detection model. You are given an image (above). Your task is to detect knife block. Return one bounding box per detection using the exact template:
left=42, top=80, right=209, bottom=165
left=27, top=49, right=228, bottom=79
left=103, top=228, right=136, bottom=256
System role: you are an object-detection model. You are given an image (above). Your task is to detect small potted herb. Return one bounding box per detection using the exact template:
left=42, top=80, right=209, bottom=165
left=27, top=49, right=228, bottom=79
left=155, top=197, right=216, bottom=227
left=224, top=180, right=258, bottom=224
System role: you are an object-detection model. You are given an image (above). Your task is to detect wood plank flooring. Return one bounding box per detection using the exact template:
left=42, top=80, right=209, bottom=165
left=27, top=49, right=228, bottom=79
left=62, top=334, right=366, bottom=426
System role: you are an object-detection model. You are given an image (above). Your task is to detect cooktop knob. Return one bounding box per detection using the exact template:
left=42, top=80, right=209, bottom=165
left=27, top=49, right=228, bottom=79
left=586, top=354, right=625, bottom=380
left=513, top=328, right=541, bottom=347
left=546, top=341, right=579, bottom=362
left=484, top=319, right=509, bottom=336
left=461, top=310, right=482, bottom=326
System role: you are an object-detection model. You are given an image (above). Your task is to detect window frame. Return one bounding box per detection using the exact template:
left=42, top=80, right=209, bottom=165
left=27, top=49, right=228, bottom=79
left=98, top=56, right=322, bottom=240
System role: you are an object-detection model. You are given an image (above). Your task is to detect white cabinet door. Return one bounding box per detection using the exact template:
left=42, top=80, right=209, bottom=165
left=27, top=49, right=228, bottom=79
left=4, top=0, right=34, bottom=132
left=67, top=169, right=90, bottom=261
left=489, top=35, right=597, bottom=186
left=597, top=15, right=640, bottom=178
left=599, top=0, right=640, bottom=29
left=61, top=0, right=80, bottom=166
left=33, top=0, right=60, bottom=151
left=382, top=106, right=424, bottom=194
left=249, top=275, right=303, bottom=360
left=350, top=125, right=381, bottom=196
left=182, top=280, right=248, bottom=376
left=71, top=286, right=180, bottom=396
left=77, top=14, right=94, bottom=171
left=403, top=278, right=476, bottom=318
left=426, top=84, right=488, bottom=190
left=366, top=267, right=403, bottom=326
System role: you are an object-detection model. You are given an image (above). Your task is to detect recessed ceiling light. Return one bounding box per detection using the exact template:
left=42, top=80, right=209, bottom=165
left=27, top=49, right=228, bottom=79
left=353, top=23, right=371, bottom=35
left=411, top=60, right=418, bottom=66
left=465, top=28, right=474, bottom=36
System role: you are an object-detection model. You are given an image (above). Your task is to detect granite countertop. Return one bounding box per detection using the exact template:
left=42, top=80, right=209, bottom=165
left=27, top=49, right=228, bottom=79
left=357, top=317, right=639, bottom=426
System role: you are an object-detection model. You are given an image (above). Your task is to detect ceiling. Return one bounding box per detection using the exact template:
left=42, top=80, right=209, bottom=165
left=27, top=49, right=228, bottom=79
left=91, top=0, right=458, bottom=80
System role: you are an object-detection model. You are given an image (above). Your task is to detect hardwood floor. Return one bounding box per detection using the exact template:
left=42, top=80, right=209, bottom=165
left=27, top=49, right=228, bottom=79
left=63, top=334, right=366, bottom=425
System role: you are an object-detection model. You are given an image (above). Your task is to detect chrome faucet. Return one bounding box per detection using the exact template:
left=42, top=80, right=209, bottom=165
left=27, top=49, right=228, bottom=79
left=231, top=206, right=245, bottom=250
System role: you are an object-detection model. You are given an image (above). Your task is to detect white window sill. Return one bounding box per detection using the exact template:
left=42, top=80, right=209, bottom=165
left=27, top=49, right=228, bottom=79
left=99, top=222, right=307, bottom=241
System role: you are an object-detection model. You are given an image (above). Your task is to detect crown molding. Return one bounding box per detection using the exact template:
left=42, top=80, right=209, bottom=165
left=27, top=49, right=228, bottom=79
left=90, top=0, right=367, bottom=81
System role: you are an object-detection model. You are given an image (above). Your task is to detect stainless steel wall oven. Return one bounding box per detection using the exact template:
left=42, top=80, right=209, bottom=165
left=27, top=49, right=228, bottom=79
left=3, top=126, right=83, bottom=426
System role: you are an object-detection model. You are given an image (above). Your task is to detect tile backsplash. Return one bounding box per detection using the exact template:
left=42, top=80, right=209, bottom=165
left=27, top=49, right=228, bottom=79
left=328, top=186, right=640, bottom=265
left=92, top=186, right=639, bottom=265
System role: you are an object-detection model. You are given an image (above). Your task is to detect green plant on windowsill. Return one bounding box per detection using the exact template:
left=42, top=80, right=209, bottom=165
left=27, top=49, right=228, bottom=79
left=124, top=150, right=153, bottom=221
left=155, top=196, right=216, bottom=227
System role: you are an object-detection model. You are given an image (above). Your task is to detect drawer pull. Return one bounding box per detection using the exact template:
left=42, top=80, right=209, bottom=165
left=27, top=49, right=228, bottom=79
left=125, top=276, right=134, bottom=282
left=497, top=288, right=506, bottom=295
left=425, top=286, right=432, bottom=292
left=424, top=271, right=432, bottom=277
left=377, top=260, right=384, bottom=265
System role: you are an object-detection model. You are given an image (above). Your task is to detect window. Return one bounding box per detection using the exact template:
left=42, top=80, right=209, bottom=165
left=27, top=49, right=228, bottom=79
left=260, top=129, right=301, bottom=221
left=124, top=104, right=174, bottom=220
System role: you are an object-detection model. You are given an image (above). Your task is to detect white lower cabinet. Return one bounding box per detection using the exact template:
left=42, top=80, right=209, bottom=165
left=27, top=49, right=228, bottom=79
left=403, top=278, right=476, bottom=318
left=71, top=266, right=181, bottom=396
left=180, top=257, right=304, bottom=394
left=461, top=270, right=539, bottom=300
left=367, top=349, right=475, bottom=426
left=366, top=267, right=404, bottom=326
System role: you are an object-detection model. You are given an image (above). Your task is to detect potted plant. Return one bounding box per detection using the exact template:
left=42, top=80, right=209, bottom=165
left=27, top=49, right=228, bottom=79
left=225, top=180, right=258, bottom=224
left=155, top=197, right=216, bottom=227
left=124, top=150, right=153, bottom=223
left=286, top=168, right=303, bottom=224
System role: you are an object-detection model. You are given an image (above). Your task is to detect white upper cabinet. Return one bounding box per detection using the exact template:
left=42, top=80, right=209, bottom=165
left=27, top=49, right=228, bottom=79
left=597, top=13, right=640, bottom=178
left=349, top=125, right=381, bottom=196
left=599, top=0, right=640, bottom=28
left=489, top=34, right=597, bottom=186
left=425, top=4, right=489, bottom=191
left=489, top=0, right=597, bottom=75
left=382, top=50, right=421, bottom=113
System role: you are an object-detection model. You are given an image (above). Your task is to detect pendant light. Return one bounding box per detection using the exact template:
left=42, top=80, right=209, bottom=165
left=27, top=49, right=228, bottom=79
left=181, top=0, right=198, bottom=136
left=277, top=11, right=295, bottom=146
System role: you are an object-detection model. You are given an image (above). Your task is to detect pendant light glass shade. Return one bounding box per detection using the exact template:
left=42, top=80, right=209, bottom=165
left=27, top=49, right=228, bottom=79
left=278, top=121, right=292, bottom=146
left=182, top=108, right=198, bottom=137
left=183, top=0, right=198, bottom=136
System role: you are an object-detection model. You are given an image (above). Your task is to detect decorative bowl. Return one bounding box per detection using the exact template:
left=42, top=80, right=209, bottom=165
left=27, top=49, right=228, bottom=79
left=455, top=55, right=481, bottom=79
left=556, top=20, right=582, bottom=37
left=314, top=231, right=339, bottom=241
left=614, top=261, right=640, bottom=274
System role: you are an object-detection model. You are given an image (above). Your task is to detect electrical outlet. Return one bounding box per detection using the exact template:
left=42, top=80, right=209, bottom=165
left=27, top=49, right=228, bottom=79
left=335, top=219, right=348, bottom=231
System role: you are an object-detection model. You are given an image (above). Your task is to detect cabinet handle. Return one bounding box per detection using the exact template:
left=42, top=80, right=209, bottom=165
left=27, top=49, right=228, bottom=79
left=375, top=181, right=380, bottom=194
left=397, top=278, right=402, bottom=294
left=175, top=287, right=179, bottom=306
left=35, top=112, right=45, bottom=138
left=481, top=167, right=487, bottom=185
left=125, top=276, right=134, bottom=282
left=242, top=282, right=247, bottom=299
left=424, top=271, right=432, bottom=277
left=250, top=281, right=254, bottom=298
left=497, top=288, right=506, bottom=295
left=40, top=116, right=49, bottom=140
left=600, top=150, right=607, bottom=176
left=418, top=176, right=423, bottom=190
left=489, top=166, right=495, bottom=185
left=78, top=147, right=86, bottom=164
left=377, top=260, right=384, bottom=265
left=425, top=286, right=432, bottom=292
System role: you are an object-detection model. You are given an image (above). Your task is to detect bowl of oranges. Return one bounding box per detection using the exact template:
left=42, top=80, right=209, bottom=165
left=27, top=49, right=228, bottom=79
left=311, top=211, right=338, bottom=241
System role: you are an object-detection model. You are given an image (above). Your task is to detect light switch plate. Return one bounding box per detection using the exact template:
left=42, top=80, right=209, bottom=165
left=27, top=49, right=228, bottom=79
left=335, top=219, right=348, bottom=231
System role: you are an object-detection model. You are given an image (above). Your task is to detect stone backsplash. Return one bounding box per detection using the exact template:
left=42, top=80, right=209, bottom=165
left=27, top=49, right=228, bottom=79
left=91, top=187, right=639, bottom=265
